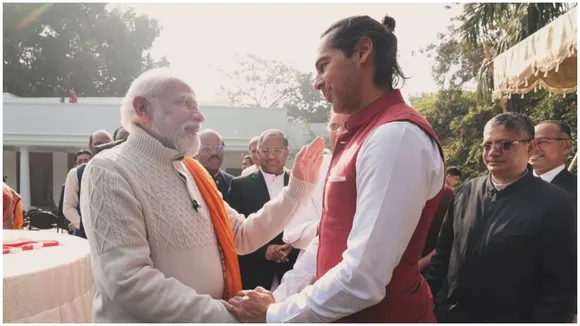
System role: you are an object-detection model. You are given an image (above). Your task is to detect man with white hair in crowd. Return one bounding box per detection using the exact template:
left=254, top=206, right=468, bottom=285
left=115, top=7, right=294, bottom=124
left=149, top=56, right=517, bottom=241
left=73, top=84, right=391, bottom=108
left=79, top=68, right=325, bottom=323
left=241, top=136, right=261, bottom=176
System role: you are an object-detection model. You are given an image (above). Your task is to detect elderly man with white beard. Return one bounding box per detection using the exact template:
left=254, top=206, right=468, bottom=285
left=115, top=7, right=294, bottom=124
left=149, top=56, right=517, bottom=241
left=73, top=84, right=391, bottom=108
left=79, top=68, right=325, bottom=323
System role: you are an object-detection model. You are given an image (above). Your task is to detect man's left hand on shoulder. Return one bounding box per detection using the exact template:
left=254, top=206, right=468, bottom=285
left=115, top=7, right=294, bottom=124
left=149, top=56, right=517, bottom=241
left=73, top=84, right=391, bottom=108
left=221, top=287, right=275, bottom=323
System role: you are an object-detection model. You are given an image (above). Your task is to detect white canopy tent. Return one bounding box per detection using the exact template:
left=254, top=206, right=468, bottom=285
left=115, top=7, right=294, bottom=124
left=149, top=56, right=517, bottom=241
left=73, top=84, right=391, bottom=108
left=493, top=7, right=577, bottom=99
left=493, top=7, right=578, bottom=171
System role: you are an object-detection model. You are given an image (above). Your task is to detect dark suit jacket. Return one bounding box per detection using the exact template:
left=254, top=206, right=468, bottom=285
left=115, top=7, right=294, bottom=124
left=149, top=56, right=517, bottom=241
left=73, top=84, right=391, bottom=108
left=551, top=169, right=577, bottom=200
left=214, top=170, right=233, bottom=199
left=226, top=170, right=299, bottom=290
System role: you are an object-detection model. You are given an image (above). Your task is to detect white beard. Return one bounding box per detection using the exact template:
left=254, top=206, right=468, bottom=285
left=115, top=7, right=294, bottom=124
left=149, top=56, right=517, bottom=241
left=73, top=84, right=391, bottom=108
left=151, top=110, right=201, bottom=157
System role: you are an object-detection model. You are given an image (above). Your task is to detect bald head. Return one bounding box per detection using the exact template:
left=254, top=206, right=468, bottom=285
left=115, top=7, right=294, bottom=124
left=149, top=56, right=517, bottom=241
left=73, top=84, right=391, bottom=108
left=198, top=129, right=225, bottom=173
left=200, top=129, right=224, bottom=144
left=89, top=130, right=113, bottom=150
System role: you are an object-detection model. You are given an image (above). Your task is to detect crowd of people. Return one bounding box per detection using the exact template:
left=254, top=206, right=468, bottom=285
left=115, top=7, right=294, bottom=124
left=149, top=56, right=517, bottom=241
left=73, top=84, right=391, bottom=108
left=3, top=13, right=577, bottom=323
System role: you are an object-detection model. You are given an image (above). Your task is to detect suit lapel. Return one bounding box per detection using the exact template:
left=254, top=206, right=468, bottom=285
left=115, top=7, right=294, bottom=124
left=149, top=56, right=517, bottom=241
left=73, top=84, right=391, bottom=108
left=551, top=169, right=569, bottom=188
left=251, top=170, right=272, bottom=202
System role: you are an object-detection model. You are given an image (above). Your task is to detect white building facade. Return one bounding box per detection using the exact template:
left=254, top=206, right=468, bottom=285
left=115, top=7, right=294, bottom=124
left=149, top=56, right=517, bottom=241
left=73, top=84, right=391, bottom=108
left=3, top=93, right=328, bottom=211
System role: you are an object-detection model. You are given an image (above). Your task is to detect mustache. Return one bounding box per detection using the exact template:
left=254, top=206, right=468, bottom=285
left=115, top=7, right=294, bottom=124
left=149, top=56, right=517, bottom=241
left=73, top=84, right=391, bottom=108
left=209, top=155, right=222, bottom=161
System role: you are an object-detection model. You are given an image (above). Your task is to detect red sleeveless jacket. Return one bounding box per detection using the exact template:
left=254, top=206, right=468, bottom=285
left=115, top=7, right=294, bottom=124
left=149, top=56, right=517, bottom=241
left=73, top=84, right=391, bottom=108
left=316, top=90, right=444, bottom=322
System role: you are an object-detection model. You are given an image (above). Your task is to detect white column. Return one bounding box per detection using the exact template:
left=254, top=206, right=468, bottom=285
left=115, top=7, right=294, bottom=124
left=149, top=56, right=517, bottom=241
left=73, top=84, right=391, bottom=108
left=52, top=152, right=68, bottom=206
left=19, top=147, right=31, bottom=210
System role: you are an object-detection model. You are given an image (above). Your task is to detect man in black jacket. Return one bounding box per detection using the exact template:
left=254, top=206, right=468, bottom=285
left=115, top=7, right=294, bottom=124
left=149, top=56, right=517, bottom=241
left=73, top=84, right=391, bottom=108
left=226, top=130, right=299, bottom=291
left=424, top=112, right=576, bottom=322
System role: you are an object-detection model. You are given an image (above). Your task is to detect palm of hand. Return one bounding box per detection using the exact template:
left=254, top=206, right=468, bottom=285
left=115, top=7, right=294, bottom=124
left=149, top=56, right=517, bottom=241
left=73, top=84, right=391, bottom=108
left=291, top=137, right=325, bottom=184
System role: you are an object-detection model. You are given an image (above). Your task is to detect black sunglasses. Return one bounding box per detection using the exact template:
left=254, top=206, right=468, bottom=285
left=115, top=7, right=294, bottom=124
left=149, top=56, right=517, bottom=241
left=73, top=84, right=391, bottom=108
left=480, top=139, right=532, bottom=152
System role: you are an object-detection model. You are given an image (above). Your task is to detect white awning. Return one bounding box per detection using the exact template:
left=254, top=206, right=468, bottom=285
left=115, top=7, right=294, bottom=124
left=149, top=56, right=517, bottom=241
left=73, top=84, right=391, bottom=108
left=493, top=7, right=577, bottom=99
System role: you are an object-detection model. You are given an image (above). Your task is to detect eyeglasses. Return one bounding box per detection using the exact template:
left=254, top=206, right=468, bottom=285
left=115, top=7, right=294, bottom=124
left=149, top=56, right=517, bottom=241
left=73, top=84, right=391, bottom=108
left=259, top=148, right=286, bottom=156
left=327, top=122, right=344, bottom=132
left=535, top=137, right=571, bottom=146
left=480, top=139, right=531, bottom=153
left=200, top=145, right=224, bottom=153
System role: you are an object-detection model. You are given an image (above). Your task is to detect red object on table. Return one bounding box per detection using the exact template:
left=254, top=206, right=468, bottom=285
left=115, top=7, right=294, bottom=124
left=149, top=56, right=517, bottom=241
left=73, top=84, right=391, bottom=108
left=3, top=240, right=59, bottom=254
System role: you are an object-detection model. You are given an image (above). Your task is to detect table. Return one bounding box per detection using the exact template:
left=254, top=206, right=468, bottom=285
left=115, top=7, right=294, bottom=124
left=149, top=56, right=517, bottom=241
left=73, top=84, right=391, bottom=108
left=3, top=230, right=95, bottom=323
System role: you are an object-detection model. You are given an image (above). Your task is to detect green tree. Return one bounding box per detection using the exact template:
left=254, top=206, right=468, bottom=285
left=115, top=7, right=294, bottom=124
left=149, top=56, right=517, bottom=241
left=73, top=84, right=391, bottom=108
left=285, top=72, right=330, bottom=123
left=218, top=54, right=331, bottom=123
left=217, top=54, right=299, bottom=108
left=417, top=4, right=577, bottom=178
left=3, top=3, right=169, bottom=97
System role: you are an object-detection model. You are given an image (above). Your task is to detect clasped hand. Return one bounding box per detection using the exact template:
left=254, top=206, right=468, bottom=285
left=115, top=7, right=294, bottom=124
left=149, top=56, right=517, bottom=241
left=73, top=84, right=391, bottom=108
left=265, top=244, right=292, bottom=263
left=221, top=287, right=275, bottom=323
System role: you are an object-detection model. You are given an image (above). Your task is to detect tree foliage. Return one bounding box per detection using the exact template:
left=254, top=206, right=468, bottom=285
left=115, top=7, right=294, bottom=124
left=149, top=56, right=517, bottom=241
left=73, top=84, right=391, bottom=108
left=218, top=54, right=330, bottom=123
left=3, top=3, right=169, bottom=97
left=415, top=4, right=577, bottom=180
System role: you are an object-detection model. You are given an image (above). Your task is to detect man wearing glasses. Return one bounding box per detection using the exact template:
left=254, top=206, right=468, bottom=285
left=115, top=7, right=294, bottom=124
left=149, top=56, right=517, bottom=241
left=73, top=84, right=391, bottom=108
left=227, top=130, right=299, bottom=292
left=424, top=112, right=576, bottom=322
left=198, top=129, right=233, bottom=198
left=530, top=120, right=576, bottom=199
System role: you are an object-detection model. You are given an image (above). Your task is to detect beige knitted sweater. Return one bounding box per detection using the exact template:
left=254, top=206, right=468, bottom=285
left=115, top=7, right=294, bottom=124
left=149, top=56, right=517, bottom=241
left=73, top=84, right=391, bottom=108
left=79, top=126, right=314, bottom=323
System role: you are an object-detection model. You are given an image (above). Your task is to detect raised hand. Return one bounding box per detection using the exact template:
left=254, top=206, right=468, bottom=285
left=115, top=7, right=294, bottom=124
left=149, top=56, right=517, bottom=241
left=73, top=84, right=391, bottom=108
left=290, top=137, right=325, bottom=184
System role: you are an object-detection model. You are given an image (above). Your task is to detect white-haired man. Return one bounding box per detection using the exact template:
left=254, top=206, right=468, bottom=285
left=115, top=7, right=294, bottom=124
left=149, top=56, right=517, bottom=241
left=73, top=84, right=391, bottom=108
left=79, top=68, right=325, bottom=323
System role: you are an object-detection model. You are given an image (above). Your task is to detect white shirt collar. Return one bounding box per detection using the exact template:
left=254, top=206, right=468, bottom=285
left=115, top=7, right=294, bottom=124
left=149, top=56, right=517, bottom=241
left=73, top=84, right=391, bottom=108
left=534, top=164, right=566, bottom=183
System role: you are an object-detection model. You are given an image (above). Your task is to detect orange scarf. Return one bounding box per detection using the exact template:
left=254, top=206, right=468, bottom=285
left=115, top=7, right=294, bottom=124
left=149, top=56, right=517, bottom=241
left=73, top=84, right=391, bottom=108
left=183, top=158, right=242, bottom=299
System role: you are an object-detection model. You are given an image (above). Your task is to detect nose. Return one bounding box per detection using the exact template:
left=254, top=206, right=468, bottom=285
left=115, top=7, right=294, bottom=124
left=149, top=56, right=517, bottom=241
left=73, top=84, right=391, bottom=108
left=488, top=144, right=502, bottom=156
left=313, top=76, right=323, bottom=91
left=193, top=109, right=205, bottom=123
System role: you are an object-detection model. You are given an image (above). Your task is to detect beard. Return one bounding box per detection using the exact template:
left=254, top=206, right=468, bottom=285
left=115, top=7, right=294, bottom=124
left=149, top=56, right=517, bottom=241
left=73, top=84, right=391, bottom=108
left=151, top=110, right=201, bottom=157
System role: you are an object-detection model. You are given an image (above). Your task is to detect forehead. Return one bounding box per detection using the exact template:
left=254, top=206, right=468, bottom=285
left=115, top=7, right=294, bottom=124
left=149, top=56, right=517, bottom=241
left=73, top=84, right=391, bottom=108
left=483, top=125, right=523, bottom=142
left=260, top=134, right=285, bottom=147
left=158, top=80, right=196, bottom=100
left=77, top=154, right=90, bottom=160
left=316, top=32, right=341, bottom=64
left=535, top=123, right=562, bottom=137
left=200, top=133, right=221, bottom=144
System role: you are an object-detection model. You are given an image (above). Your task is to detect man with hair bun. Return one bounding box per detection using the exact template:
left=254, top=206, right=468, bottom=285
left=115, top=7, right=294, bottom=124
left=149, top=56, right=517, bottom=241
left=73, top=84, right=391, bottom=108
left=224, top=14, right=445, bottom=323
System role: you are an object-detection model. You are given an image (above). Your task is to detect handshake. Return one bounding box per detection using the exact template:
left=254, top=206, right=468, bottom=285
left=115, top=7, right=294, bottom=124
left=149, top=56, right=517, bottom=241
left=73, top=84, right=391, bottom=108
left=221, top=287, right=275, bottom=323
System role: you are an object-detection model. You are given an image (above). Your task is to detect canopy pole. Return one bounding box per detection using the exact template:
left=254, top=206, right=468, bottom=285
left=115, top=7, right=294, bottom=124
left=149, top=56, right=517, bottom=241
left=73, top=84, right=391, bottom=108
left=569, top=152, right=577, bottom=172
left=500, top=97, right=508, bottom=112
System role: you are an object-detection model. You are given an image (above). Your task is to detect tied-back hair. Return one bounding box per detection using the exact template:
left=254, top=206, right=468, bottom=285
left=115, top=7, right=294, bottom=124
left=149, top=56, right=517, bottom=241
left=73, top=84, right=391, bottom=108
left=485, top=112, right=535, bottom=140
left=322, top=14, right=407, bottom=90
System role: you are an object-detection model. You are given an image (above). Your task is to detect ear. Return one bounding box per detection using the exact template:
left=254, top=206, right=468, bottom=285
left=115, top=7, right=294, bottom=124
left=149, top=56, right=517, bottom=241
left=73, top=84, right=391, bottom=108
left=563, top=139, right=573, bottom=155
left=354, top=36, right=373, bottom=65
left=133, top=96, right=152, bottom=125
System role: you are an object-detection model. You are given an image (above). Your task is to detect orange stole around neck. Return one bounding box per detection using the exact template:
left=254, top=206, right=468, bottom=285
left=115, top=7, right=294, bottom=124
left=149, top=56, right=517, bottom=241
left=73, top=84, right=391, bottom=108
left=183, top=158, right=242, bottom=299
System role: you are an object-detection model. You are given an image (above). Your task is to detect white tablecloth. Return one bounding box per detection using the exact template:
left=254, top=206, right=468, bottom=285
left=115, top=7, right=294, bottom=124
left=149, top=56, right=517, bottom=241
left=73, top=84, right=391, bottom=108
left=3, top=230, right=95, bottom=323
